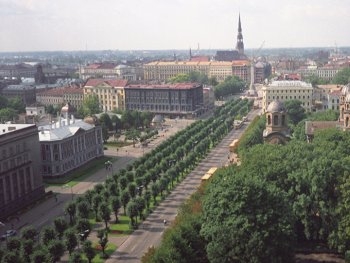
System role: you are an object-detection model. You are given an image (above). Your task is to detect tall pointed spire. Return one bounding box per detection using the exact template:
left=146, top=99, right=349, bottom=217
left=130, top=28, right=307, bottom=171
left=235, top=13, right=244, bottom=55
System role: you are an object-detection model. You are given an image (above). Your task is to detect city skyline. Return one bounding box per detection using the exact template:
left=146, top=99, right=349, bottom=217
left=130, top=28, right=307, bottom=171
left=1, top=0, right=349, bottom=52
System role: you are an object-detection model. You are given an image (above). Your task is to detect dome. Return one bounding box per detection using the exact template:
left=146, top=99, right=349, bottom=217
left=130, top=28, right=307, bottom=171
left=342, top=84, right=350, bottom=96
left=266, top=100, right=286, bottom=113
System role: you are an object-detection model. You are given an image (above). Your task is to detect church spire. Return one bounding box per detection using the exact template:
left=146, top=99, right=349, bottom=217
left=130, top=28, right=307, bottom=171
left=235, top=13, right=244, bottom=55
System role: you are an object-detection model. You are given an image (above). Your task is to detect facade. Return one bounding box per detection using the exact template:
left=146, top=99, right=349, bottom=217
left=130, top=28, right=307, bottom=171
left=38, top=116, right=103, bottom=179
left=26, top=105, right=46, bottom=116
left=83, top=79, right=128, bottom=111
left=263, top=100, right=290, bottom=144
left=261, top=80, right=314, bottom=112
left=298, top=67, right=340, bottom=81
left=313, top=85, right=342, bottom=111
left=0, top=124, right=45, bottom=220
left=2, top=85, right=36, bottom=106
left=144, top=60, right=251, bottom=83
left=80, top=63, right=139, bottom=81
left=36, top=85, right=83, bottom=109
left=124, top=83, right=204, bottom=117
left=0, top=64, right=36, bottom=79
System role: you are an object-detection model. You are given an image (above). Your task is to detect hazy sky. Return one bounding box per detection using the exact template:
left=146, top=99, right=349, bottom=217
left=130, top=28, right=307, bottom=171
left=1, top=0, right=349, bottom=52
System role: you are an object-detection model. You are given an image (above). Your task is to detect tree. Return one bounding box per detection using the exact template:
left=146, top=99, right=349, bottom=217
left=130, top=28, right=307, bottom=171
left=30, top=248, right=50, bottom=263
left=128, top=183, right=137, bottom=199
left=284, top=99, right=305, bottom=125
left=80, top=94, right=100, bottom=117
left=77, top=201, right=90, bottom=219
left=332, top=68, right=350, bottom=85
left=47, top=240, right=65, bottom=263
left=75, top=218, right=91, bottom=238
left=97, top=230, right=108, bottom=258
left=21, top=239, right=34, bottom=262
left=135, top=196, right=146, bottom=221
left=21, top=225, right=38, bottom=241
left=0, top=108, right=17, bottom=122
left=64, top=201, right=76, bottom=225
left=8, top=97, right=25, bottom=113
left=201, top=173, right=295, bottom=263
left=120, top=190, right=131, bottom=216
left=99, top=202, right=111, bottom=230
left=169, top=73, right=190, bottom=83
left=1, top=251, right=22, bottom=263
left=99, top=113, right=113, bottom=130
left=151, top=183, right=159, bottom=205
left=127, top=200, right=139, bottom=228
left=92, top=194, right=103, bottom=221
left=111, top=196, right=121, bottom=223
left=40, top=226, right=56, bottom=245
left=6, top=237, right=21, bottom=252
left=69, top=252, right=83, bottom=263
left=64, top=229, right=78, bottom=255
left=82, top=240, right=96, bottom=263
left=53, top=217, right=68, bottom=239
left=125, top=129, right=141, bottom=147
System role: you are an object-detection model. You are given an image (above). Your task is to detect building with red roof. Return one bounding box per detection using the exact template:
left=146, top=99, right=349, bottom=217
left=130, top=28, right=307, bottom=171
left=83, top=79, right=128, bottom=111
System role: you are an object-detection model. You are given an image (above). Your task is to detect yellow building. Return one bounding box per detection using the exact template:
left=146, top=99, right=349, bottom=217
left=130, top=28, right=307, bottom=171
left=143, top=60, right=251, bottom=83
left=83, top=79, right=128, bottom=111
left=262, top=80, right=314, bottom=112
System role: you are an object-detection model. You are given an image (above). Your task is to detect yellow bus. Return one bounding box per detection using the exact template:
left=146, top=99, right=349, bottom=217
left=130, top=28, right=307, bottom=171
left=229, top=139, right=239, bottom=152
left=201, top=167, right=218, bottom=181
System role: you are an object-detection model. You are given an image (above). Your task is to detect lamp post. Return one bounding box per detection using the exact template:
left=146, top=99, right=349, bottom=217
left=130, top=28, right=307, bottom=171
left=104, top=160, right=113, bottom=179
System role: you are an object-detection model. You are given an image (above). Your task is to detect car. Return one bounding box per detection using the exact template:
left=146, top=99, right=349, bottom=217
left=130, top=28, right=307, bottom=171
left=1, top=229, right=17, bottom=241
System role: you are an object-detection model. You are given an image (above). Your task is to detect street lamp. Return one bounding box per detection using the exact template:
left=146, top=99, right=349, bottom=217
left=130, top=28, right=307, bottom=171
left=104, top=160, right=113, bottom=178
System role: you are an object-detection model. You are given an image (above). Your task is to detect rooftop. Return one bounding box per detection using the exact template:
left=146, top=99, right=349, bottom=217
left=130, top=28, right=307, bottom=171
left=125, top=82, right=201, bottom=90
left=84, top=79, right=128, bottom=87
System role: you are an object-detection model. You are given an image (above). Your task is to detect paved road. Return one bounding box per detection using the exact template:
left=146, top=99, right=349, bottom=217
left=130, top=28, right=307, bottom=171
left=106, top=109, right=260, bottom=263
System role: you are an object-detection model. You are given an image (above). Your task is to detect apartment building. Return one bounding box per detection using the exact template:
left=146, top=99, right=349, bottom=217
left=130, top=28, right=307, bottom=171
left=83, top=79, right=128, bottom=111
left=0, top=124, right=45, bottom=220
left=262, top=80, right=314, bottom=112
left=143, top=60, right=252, bottom=83
left=2, top=85, right=36, bottom=106
left=36, top=85, right=84, bottom=109
left=124, top=83, right=203, bottom=117
left=80, top=63, right=139, bottom=81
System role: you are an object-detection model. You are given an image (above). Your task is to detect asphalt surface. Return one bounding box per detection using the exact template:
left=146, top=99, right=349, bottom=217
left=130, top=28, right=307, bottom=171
left=106, top=109, right=260, bottom=263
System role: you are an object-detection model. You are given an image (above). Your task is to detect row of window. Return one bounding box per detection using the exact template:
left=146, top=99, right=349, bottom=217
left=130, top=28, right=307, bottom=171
left=1, top=142, right=27, bottom=160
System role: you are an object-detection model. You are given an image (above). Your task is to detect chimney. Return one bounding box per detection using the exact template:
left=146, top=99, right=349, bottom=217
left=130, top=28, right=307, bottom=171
left=72, top=115, right=75, bottom=124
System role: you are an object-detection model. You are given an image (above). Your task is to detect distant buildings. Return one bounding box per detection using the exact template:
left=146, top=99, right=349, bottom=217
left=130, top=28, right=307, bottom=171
left=143, top=14, right=268, bottom=84
left=0, top=63, right=36, bottom=79
left=80, top=62, right=142, bottom=81
left=124, top=83, right=204, bottom=117
left=36, top=85, right=84, bottom=109
left=0, top=124, right=45, bottom=220
left=144, top=60, right=251, bottom=83
left=2, top=84, right=36, bottom=106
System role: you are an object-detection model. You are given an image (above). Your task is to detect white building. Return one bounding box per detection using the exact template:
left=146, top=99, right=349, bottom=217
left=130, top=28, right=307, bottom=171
left=38, top=116, right=103, bottom=178
left=262, top=80, right=314, bottom=112
left=26, top=105, right=46, bottom=116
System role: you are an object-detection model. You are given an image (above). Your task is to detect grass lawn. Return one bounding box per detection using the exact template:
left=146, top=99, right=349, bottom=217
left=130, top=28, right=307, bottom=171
left=109, top=215, right=132, bottom=235
left=89, top=242, right=117, bottom=263
left=45, top=156, right=115, bottom=187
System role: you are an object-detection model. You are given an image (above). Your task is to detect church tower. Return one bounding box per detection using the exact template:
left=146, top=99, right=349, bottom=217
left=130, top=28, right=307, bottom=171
left=235, top=14, right=244, bottom=55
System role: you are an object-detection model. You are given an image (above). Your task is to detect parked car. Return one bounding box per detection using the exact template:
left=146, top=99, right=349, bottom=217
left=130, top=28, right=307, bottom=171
left=1, top=230, right=17, bottom=241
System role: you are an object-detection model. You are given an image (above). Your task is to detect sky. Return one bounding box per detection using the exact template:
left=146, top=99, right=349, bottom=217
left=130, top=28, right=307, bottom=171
left=0, top=0, right=349, bottom=52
